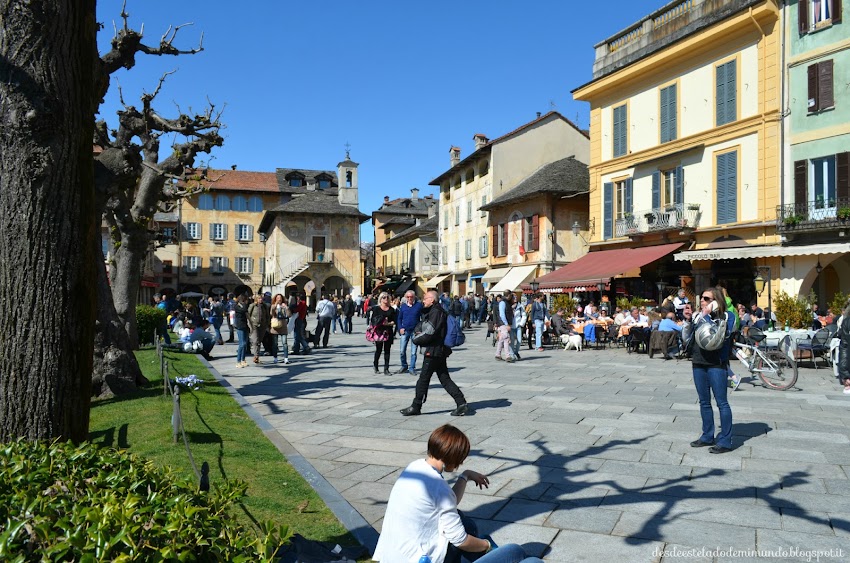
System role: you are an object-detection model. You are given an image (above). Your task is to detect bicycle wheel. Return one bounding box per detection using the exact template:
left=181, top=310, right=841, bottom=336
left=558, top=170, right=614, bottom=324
left=756, top=350, right=798, bottom=390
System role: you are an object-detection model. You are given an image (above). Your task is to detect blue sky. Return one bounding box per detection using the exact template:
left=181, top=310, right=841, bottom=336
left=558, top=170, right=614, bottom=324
left=96, top=1, right=655, bottom=241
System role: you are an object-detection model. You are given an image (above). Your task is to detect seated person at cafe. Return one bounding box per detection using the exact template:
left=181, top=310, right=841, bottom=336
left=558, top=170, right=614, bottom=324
left=584, top=306, right=613, bottom=343
left=619, top=306, right=649, bottom=338
left=818, top=307, right=835, bottom=327
left=658, top=310, right=683, bottom=333
left=613, top=307, right=629, bottom=326
left=737, top=303, right=751, bottom=328
left=585, top=303, right=600, bottom=320
left=550, top=309, right=574, bottom=337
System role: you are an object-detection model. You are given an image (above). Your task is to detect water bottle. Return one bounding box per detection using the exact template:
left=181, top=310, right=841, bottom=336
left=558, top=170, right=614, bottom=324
left=419, top=556, right=432, bottom=563
left=784, top=320, right=790, bottom=332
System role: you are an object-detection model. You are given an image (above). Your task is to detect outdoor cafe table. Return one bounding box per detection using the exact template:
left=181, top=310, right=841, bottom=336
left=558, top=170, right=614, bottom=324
left=762, top=328, right=817, bottom=359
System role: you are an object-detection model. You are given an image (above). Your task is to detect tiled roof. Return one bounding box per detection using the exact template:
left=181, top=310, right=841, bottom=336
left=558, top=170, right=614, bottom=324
left=198, top=169, right=279, bottom=192
left=429, top=111, right=588, bottom=186
left=275, top=168, right=340, bottom=195
left=380, top=217, right=417, bottom=230
left=379, top=214, right=439, bottom=250
left=376, top=197, right=432, bottom=216
left=267, top=192, right=370, bottom=220
left=480, top=156, right=589, bottom=210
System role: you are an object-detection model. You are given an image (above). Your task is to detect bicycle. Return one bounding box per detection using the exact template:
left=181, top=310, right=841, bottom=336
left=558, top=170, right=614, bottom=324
left=733, top=338, right=798, bottom=391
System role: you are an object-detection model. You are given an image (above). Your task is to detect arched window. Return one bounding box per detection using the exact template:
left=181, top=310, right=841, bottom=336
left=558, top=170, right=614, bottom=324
left=465, top=167, right=475, bottom=185
left=232, top=195, right=247, bottom=211
left=197, top=193, right=214, bottom=210
left=214, top=194, right=230, bottom=211
left=248, top=196, right=263, bottom=212
left=479, top=160, right=489, bottom=176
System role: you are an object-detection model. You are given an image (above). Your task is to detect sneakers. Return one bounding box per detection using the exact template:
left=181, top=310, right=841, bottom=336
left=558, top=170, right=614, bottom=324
left=506, top=357, right=515, bottom=363
left=283, top=357, right=290, bottom=364
left=409, top=369, right=417, bottom=376
left=689, top=439, right=714, bottom=448
left=400, top=405, right=421, bottom=416
left=843, top=386, right=850, bottom=395
left=730, top=374, right=741, bottom=391
left=494, top=356, right=504, bottom=361
left=536, top=347, right=544, bottom=352
left=273, top=358, right=278, bottom=364
left=709, top=445, right=733, bottom=454
left=383, top=368, right=391, bottom=375
left=253, top=357, right=260, bottom=364
left=450, top=404, right=469, bottom=417
left=395, top=368, right=408, bottom=374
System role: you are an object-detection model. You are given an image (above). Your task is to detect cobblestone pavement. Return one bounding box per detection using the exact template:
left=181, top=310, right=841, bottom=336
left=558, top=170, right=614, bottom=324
left=204, top=317, right=850, bottom=562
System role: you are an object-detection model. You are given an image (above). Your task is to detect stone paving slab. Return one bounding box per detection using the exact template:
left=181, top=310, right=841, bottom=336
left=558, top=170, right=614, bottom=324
left=205, top=316, right=850, bottom=559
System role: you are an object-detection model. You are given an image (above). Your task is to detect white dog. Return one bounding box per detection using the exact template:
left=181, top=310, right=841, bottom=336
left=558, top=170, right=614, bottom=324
left=561, top=333, right=583, bottom=352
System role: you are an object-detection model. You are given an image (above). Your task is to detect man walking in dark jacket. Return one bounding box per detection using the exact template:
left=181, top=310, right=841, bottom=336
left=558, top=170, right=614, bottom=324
left=342, top=294, right=356, bottom=334
left=400, top=290, right=469, bottom=417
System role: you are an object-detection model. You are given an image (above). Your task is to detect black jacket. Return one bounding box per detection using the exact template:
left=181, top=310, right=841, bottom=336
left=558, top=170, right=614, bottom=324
left=415, top=303, right=449, bottom=358
left=342, top=299, right=356, bottom=316
left=838, top=314, right=850, bottom=383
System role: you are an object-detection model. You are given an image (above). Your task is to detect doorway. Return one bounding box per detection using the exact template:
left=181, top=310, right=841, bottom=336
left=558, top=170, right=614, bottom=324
left=312, top=236, right=326, bottom=261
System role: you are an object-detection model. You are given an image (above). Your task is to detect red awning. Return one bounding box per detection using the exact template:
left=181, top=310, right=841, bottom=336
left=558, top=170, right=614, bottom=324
left=529, top=243, right=683, bottom=290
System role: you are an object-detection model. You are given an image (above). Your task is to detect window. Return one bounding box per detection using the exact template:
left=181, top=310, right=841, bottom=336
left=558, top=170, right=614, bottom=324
left=716, top=60, right=737, bottom=126
left=214, top=194, right=230, bottom=211
left=659, top=84, right=677, bottom=143
left=236, top=224, right=254, bottom=242
left=493, top=224, right=508, bottom=257
left=465, top=239, right=472, bottom=260
left=716, top=151, right=738, bottom=224
left=184, top=256, right=200, bottom=274
left=101, top=236, right=109, bottom=258
left=290, top=178, right=302, bottom=187
left=441, top=246, right=448, bottom=265
left=248, top=196, right=263, bottom=212
left=318, top=179, right=331, bottom=189
left=210, top=223, right=227, bottom=241
left=454, top=242, right=460, bottom=263
left=454, top=205, right=460, bottom=226
left=612, top=104, right=627, bottom=157
left=479, top=160, right=489, bottom=176
left=443, top=210, right=449, bottom=229
left=523, top=215, right=539, bottom=252
left=162, top=260, right=173, bottom=282
left=480, top=195, right=487, bottom=217
left=465, top=168, right=475, bottom=185
left=467, top=201, right=472, bottom=222
left=795, top=153, right=849, bottom=212
left=808, top=59, right=834, bottom=113
left=603, top=178, right=632, bottom=239
left=479, top=234, right=488, bottom=258
left=160, top=227, right=175, bottom=244
left=235, top=257, right=254, bottom=275
left=652, top=167, right=684, bottom=208
left=197, top=194, right=214, bottom=210
left=799, top=0, right=842, bottom=33
left=232, top=195, right=247, bottom=211
left=185, top=222, right=201, bottom=240
left=210, top=256, right=227, bottom=274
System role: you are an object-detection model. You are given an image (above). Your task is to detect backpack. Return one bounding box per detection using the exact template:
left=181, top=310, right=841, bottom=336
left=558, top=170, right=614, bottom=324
left=450, top=300, right=463, bottom=316
left=444, top=314, right=465, bottom=348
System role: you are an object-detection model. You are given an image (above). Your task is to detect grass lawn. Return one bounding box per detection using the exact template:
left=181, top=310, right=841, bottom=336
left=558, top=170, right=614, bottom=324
left=88, top=348, right=356, bottom=548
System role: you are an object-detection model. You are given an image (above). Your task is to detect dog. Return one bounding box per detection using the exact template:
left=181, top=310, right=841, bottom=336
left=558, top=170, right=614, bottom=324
left=561, top=333, right=583, bottom=352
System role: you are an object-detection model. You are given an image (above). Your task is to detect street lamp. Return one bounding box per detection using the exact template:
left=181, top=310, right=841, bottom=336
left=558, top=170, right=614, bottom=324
left=754, top=266, right=773, bottom=330
left=529, top=280, right=540, bottom=293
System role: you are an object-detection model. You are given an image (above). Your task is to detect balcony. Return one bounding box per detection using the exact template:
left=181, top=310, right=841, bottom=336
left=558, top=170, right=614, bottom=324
left=615, top=203, right=701, bottom=238
left=777, top=198, right=850, bottom=234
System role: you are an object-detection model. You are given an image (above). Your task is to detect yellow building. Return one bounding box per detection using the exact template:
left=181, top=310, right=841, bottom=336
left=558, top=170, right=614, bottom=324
left=572, top=0, right=782, bottom=306
left=428, top=112, right=590, bottom=296
left=371, top=189, right=437, bottom=282
left=154, top=169, right=279, bottom=297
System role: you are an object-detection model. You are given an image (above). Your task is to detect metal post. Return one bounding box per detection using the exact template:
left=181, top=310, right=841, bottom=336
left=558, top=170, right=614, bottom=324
left=172, top=386, right=181, bottom=443
left=163, top=362, right=169, bottom=397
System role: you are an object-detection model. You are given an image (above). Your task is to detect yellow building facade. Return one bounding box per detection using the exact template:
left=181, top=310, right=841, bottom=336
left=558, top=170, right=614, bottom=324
left=573, top=0, right=782, bottom=306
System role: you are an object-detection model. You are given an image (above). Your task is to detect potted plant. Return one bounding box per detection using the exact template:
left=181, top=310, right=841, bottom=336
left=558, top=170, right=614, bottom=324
left=687, top=203, right=700, bottom=211
left=837, top=207, right=850, bottom=221
left=783, top=214, right=803, bottom=227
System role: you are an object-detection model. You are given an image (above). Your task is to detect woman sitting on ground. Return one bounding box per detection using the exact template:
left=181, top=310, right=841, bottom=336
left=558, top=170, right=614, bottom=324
left=373, top=424, right=543, bottom=563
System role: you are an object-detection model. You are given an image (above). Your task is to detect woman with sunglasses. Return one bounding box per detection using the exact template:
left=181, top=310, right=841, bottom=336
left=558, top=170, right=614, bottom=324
left=682, top=287, right=735, bottom=454
left=369, top=291, right=398, bottom=375
left=374, top=424, right=543, bottom=563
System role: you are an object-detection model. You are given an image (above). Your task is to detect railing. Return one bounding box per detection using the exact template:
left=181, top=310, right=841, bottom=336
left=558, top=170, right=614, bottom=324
left=777, top=198, right=850, bottom=233
left=615, top=203, right=701, bottom=237
left=653, top=0, right=693, bottom=29
left=608, top=25, right=643, bottom=52
left=277, top=251, right=311, bottom=282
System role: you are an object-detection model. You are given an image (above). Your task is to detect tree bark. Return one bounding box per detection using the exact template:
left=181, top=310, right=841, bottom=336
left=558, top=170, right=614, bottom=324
left=92, top=235, right=148, bottom=398
left=0, top=1, right=98, bottom=442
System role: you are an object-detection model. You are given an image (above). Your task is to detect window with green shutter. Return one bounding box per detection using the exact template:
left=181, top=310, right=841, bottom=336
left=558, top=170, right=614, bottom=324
left=613, top=104, right=627, bottom=157
left=716, top=60, right=737, bottom=126
left=603, top=182, right=613, bottom=240
left=660, top=84, right=677, bottom=143
left=716, top=151, right=738, bottom=224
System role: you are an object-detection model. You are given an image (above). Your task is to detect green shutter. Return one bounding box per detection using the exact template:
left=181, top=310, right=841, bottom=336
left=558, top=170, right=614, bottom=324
left=604, top=182, right=613, bottom=239
left=652, top=171, right=661, bottom=209
left=674, top=166, right=684, bottom=205
left=625, top=178, right=633, bottom=215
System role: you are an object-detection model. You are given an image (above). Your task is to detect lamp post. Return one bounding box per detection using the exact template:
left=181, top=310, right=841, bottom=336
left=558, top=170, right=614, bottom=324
left=597, top=282, right=605, bottom=305
left=754, top=266, right=773, bottom=330
left=529, top=280, right=540, bottom=294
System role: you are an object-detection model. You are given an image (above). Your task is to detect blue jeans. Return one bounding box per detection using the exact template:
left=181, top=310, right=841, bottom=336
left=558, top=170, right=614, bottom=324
left=445, top=513, right=541, bottom=563
left=534, top=319, right=545, bottom=349
left=276, top=333, right=289, bottom=360
left=512, top=326, right=522, bottom=356
left=211, top=316, right=223, bottom=342
left=236, top=328, right=249, bottom=363
left=333, top=315, right=345, bottom=332
left=692, top=365, right=733, bottom=448
left=398, top=331, right=418, bottom=371
left=292, top=318, right=310, bottom=353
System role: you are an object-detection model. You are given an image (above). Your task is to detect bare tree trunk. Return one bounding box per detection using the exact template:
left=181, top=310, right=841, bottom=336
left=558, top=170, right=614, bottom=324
left=0, top=0, right=97, bottom=442
left=93, top=237, right=147, bottom=398
left=109, top=221, right=150, bottom=349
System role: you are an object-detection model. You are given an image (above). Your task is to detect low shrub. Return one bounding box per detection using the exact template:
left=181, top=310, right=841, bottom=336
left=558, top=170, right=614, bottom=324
left=773, top=290, right=814, bottom=329
left=552, top=295, right=578, bottom=314
left=136, top=305, right=168, bottom=347
left=829, top=290, right=849, bottom=317
left=0, top=439, right=287, bottom=561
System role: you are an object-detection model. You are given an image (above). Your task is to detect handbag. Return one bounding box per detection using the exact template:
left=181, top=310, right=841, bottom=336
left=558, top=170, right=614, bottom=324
left=366, top=320, right=389, bottom=343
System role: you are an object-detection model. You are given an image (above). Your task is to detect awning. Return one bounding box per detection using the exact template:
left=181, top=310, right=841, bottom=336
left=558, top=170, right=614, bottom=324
left=482, top=268, right=508, bottom=283
left=674, top=242, right=850, bottom=261
left=490, top=265, right=538, bottom=293
left=425, top=273, right=450, bottom=288
left=394, top=278, right=417, bottom=296
left=469, top=274, right=484, bottom=280
left=532, top=243, right=683, bottom=290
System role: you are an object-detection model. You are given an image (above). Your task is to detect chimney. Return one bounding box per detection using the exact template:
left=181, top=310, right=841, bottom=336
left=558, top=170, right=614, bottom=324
left=449, top=146, right=461, bottom=167
left=428, top=202, right=437, bottom=218
left=383, top=195, right=390, bottom=204
left=536, top=112, right=541, bottom=118
left=410, top=188, right=419, bottom=200
left=473, top=133, right=489, bottom=150
left=231, top=164, right=237, bottom=170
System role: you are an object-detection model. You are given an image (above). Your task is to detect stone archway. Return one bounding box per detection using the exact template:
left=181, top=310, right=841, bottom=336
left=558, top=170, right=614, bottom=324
left=323, top=275, right=347, bottom=298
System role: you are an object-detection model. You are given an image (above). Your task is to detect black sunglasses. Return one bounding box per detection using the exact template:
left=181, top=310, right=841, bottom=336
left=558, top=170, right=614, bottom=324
left=700, top=295, right=714, bottom=301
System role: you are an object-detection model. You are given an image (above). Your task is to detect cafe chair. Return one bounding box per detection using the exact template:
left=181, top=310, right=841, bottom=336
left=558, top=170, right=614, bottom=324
left=795, top=328, right=831, bottom=369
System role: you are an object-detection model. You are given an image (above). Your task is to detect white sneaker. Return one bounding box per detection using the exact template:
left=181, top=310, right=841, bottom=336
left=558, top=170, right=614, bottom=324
left=273, top=358, right=278, bottom=364
left=843, top=387, right=850, bottom=395
left=283, top=357, right=290, bottom=364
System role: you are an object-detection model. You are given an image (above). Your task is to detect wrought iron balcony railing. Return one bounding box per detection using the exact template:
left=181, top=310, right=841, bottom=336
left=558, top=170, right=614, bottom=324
left=777, top=198, right=850, bottom=233
left=615, top=203, right=701, bottom=238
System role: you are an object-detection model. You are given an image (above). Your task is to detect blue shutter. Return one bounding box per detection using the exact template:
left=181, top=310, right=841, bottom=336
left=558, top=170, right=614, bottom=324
left=717, top=153, right=737, bottom=224
left=652, top=171, right=661, bottom=209
left=659, top=89, right=668, bottom=143
left=726, top=62, right=736, bottom=123
left=716, top=65, right=726, bottom=125
left=613, top=105, right=627, bottom=157
left=668, top=85, right=677, bottom=141
left=625, top=178, right=633, bottom=215
left=603, top=182, right=613, bottom=239
left=716, top=154, right=727, bottom=223
left=674, top=166, right=684, bottom=205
